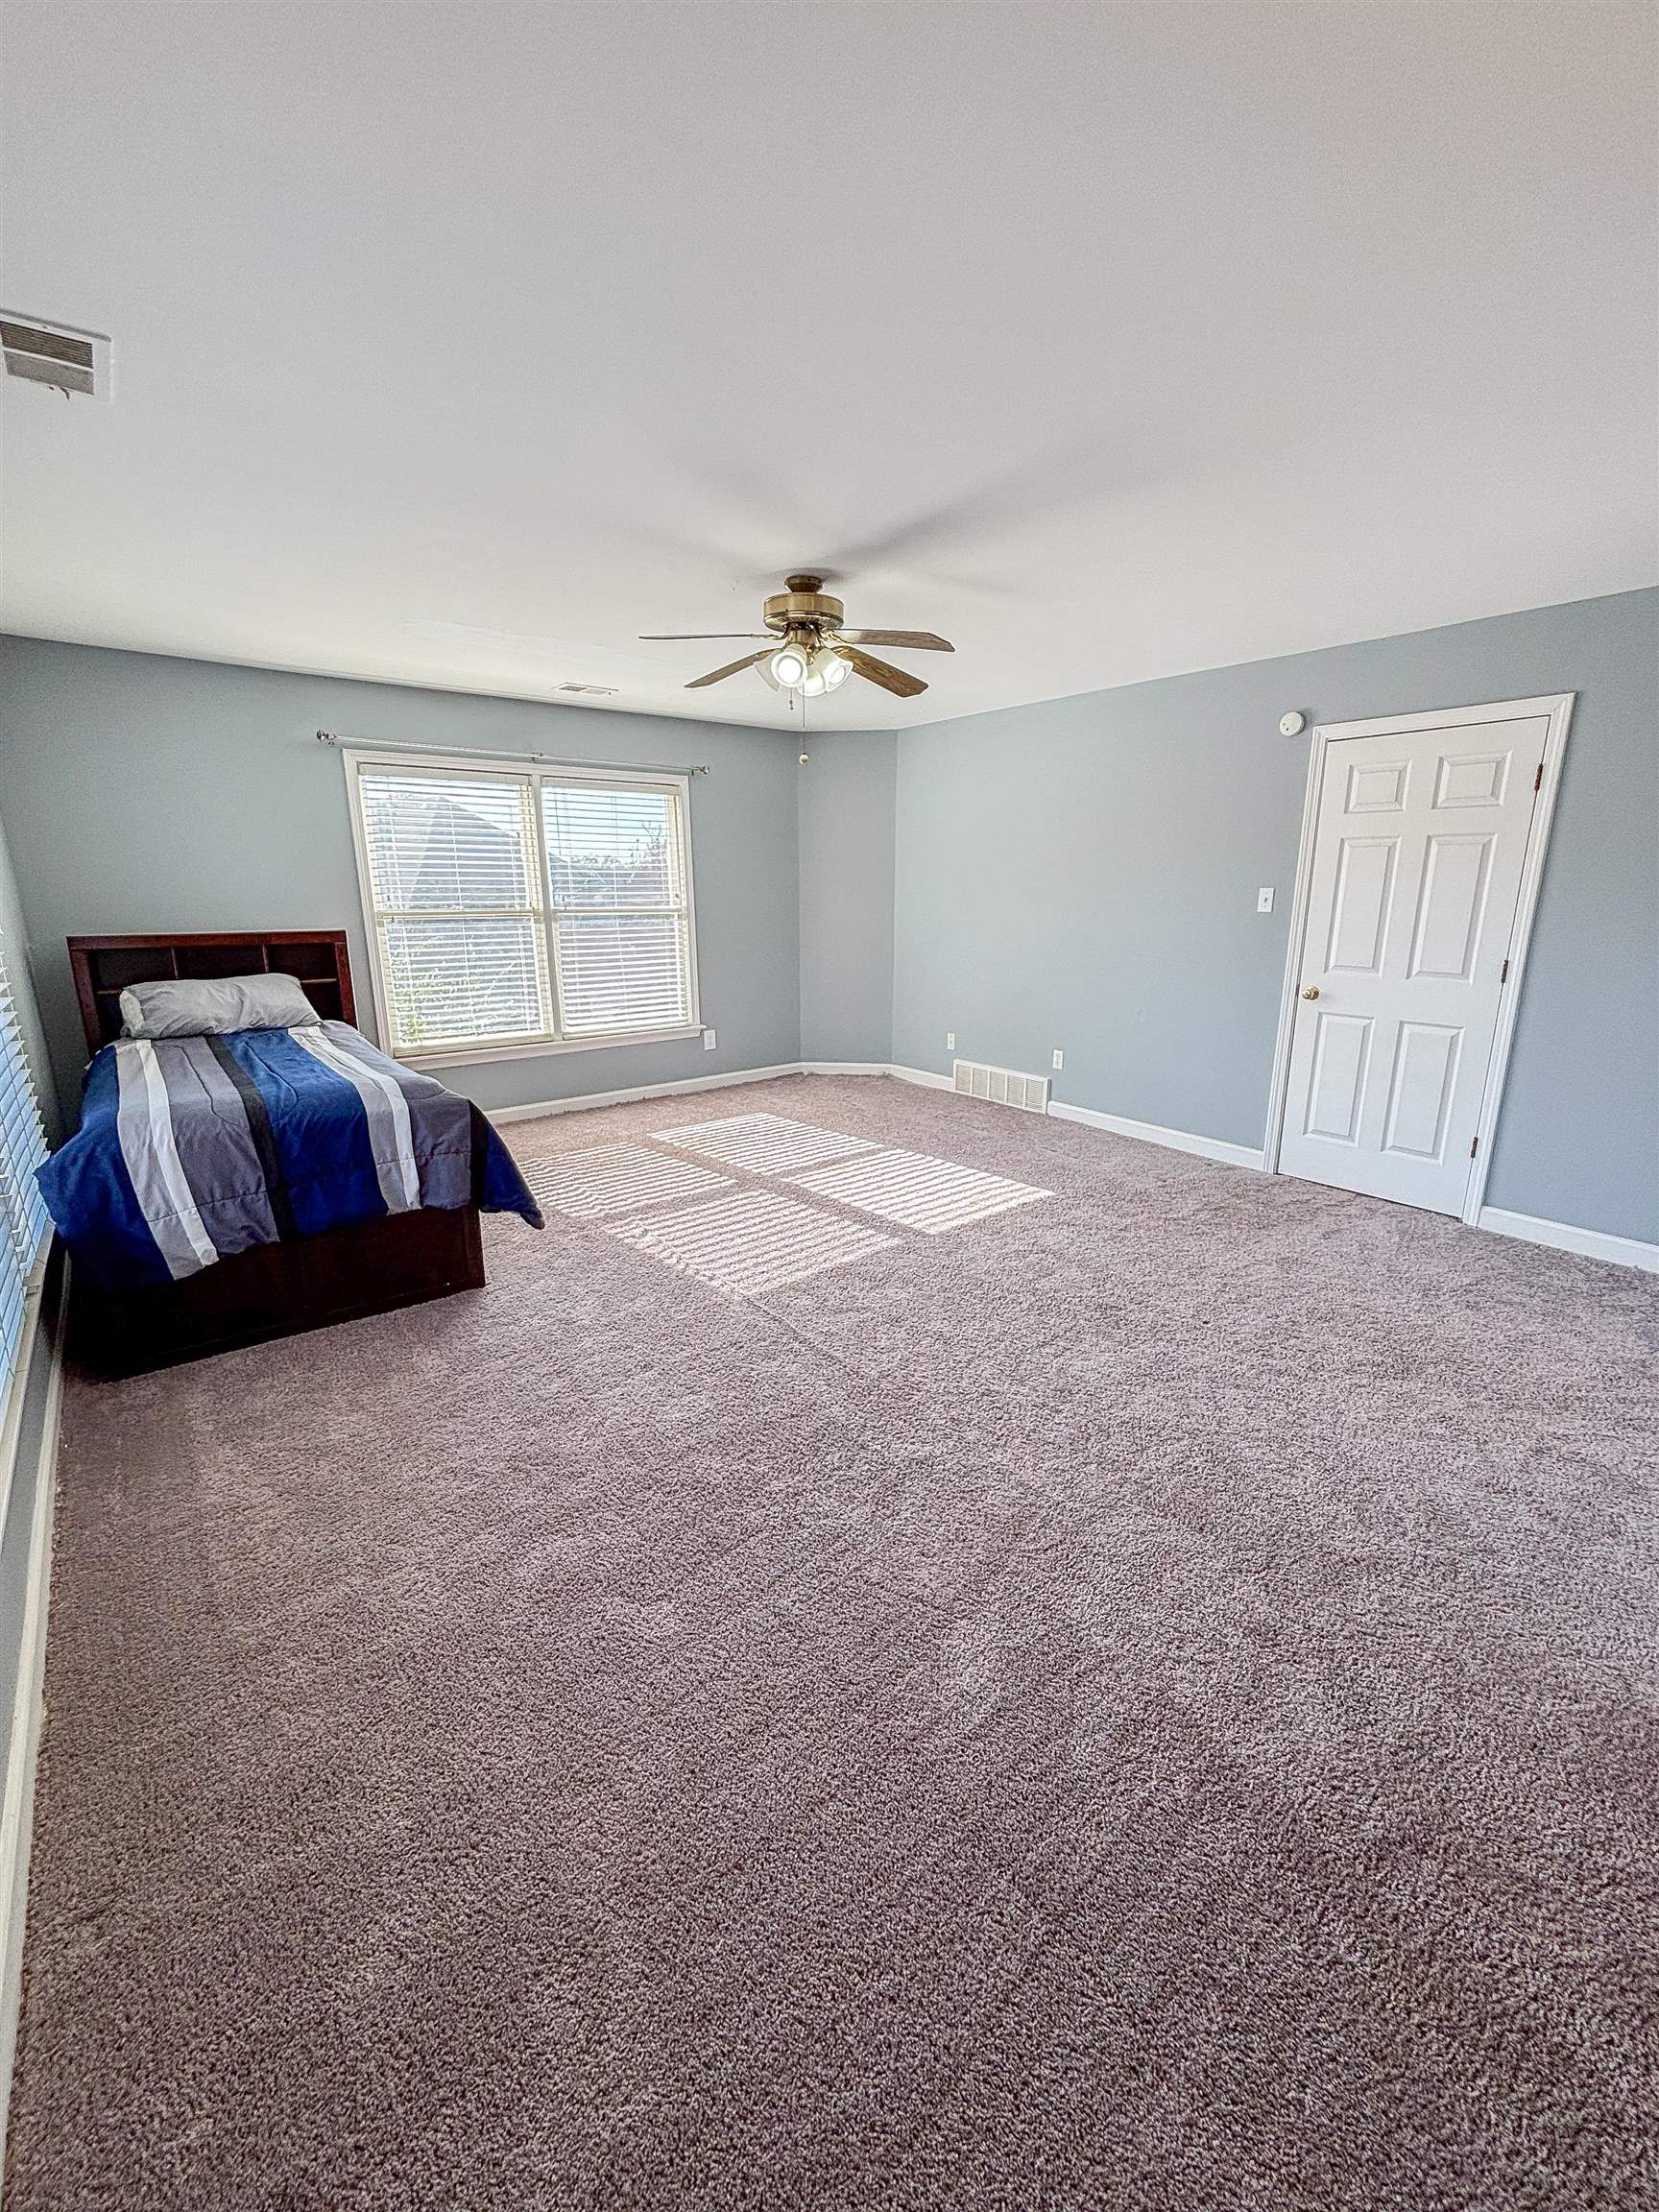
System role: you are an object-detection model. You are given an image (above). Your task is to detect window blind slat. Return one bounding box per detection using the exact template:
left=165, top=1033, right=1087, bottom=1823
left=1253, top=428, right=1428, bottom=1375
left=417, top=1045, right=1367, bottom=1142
left=0, top=944, right=49, bottom=1413
left=358, top=769, right=551, bottom=1051
left=541, top=784, right=682, bottom=911
left=379, top=916, right=549, bottom=1050
left=360, top=773, right=537, bottom=912
left=553, top=916, right=691, bottom=1036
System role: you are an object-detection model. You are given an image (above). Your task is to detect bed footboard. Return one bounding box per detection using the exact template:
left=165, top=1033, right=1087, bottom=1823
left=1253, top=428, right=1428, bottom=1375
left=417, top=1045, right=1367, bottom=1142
left=71, top=1205, right=486, bottom=1377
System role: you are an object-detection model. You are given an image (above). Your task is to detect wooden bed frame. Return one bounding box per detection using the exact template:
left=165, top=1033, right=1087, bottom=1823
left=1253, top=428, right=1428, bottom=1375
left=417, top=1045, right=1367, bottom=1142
left=66, top=930, right=486, bottom=1376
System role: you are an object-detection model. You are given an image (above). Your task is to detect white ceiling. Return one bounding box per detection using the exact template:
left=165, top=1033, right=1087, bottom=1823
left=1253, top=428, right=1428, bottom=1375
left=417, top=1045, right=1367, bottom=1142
left=2, top=1, right=1654, bottom=733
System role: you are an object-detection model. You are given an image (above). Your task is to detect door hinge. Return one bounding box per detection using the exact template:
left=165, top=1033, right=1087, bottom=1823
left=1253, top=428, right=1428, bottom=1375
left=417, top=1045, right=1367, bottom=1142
left=1470, top=1135, right=1479, bottom=1160
left=1501, top=956, right=1510, bottom=985
left=1533, top=761, right=1544, bottom=792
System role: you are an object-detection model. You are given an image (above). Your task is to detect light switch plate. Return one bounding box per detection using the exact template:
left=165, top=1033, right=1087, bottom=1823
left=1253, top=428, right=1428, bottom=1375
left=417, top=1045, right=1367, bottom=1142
left=703, top=1028, right=717, bottom=1051
left=1257, top=887, right=1275, bottom=913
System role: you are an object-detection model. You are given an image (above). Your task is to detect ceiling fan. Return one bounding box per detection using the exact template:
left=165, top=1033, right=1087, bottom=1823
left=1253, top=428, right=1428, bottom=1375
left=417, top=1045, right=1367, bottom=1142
left=641, top=575, right=952, bottom=699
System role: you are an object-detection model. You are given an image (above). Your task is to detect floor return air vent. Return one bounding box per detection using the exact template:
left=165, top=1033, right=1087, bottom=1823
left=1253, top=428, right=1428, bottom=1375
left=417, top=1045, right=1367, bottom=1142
left=952, top=1059, right=1051, bottom=1114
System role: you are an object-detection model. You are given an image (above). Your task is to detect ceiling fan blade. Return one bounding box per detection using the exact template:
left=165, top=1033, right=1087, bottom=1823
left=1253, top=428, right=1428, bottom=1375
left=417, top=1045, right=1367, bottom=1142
left=823, top=431, right=1164, bottom=577
left=639, top=633, right=772, bottom=641
left=685, top=651, right=771, bottom=688
left=841, top=647, right=927, bottom=700
left=834, top=629, right=954, bottom=652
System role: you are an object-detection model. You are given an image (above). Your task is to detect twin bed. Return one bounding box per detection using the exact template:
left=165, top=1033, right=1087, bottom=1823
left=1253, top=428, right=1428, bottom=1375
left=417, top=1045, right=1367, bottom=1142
left=41, top=929, right=541, bottom=1373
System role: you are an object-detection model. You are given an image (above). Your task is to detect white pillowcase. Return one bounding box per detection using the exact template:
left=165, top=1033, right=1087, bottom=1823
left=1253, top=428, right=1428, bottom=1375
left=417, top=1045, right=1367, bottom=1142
left=118, top=973, right=323, bottom=1040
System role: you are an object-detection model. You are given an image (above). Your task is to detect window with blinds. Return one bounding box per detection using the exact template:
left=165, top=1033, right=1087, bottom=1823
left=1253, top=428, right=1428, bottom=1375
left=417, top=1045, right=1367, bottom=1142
left=0, top=943, right=49, bottom=1398
left=349, top=756, right=698, bottom=1057
left=542, top=780, right=693, bottom=1038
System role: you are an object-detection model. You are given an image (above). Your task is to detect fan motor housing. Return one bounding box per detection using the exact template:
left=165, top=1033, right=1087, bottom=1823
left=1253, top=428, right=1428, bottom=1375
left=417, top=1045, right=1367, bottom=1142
left=764, top=575, right=844, bottom=635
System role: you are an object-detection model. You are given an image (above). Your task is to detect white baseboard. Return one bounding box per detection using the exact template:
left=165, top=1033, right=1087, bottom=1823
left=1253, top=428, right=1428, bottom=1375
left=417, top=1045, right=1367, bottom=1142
left=1478, top=1206, right=1659, bottom=1273
left=1046, top=1098, right=1266, bottom=1171
left=0, top=1259, right=68, bottom=2179
left=489, top=1062, right=804, bottom=1123
left=488, top=1059, right=1270, bottom=1182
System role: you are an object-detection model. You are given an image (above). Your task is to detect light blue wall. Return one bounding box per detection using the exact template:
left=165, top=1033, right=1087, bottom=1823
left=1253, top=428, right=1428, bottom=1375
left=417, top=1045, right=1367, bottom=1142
left=1, top=597, right=1653, bottom=1246
left=798, top=731, right=896, bottom=1065
left=0, top=638, right=803, bottom=1122
left=892, top=589, right=1659, bottom=1244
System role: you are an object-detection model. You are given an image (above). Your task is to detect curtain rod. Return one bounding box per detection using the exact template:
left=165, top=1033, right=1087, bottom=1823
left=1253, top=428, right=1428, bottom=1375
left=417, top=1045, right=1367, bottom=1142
left=313, top=729, right=709, bottom=776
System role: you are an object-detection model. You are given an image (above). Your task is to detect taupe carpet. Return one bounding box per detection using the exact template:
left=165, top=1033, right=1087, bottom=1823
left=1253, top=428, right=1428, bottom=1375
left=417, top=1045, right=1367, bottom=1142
left=8, top=1075, right=1657, bottom=2210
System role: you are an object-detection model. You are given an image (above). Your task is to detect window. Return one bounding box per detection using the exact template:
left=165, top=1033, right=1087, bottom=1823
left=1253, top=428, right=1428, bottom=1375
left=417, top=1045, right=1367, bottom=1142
left=348, top=754, right=699, bottom=1060
left=0, top=941, right=49, bottom=1396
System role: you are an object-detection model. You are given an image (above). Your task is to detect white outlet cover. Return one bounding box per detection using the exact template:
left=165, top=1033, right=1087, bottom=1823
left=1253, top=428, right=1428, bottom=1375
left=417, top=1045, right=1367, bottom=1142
left=1051, top=1048, right=1065, bottom=1070
left=946, top=1031, right=955, bottom=1050
left=703, top=1028, right=717, bottom=1050
left=1257, top=886, right=1275, bottom=912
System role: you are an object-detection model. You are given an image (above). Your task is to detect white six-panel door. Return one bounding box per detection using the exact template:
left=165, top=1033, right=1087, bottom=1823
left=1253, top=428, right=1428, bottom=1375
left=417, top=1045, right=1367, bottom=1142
left=1277, top=710, right=1550, bottom=1214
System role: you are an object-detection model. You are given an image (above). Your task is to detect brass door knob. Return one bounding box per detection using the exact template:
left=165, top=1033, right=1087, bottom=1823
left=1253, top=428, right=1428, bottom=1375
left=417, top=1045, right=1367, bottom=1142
left=1301, top=985, right=1321, bottom=1000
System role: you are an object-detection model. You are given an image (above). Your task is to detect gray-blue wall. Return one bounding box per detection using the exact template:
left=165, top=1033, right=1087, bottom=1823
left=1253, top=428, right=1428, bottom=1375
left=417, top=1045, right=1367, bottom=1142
left=0, top=639, right=803, bottom=1123
left=892, top=589, right=1659, bottom=1243
left=798, top=732, right=896, bottom=1065
left=2, top=595, right=1653, bottom=1245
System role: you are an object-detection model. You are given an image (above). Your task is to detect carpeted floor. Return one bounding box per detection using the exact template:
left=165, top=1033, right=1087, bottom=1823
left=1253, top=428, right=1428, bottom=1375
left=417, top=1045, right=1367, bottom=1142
left=7, top=1074, right=1657, bottom=2211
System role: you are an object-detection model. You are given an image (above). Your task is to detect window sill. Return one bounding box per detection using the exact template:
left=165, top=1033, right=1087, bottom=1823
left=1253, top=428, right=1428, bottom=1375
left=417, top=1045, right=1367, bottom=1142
left=400, top=1025, right=707, bottom=1072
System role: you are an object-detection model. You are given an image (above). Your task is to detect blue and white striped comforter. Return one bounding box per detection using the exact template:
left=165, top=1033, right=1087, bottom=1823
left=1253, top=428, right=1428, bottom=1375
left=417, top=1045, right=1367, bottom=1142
left=37, top=1021, right=542, bottom=1288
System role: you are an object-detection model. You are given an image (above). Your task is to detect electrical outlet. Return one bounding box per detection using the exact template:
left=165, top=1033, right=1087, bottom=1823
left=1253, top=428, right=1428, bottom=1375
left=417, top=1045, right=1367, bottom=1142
left=1051, top=1048, right=1065, bottom=1071
left=703, top=1028, right=717, bottom=1051
left=946, top=1031, right=955, bottom=1050
left=1257, top=887, right=1275, bottom=914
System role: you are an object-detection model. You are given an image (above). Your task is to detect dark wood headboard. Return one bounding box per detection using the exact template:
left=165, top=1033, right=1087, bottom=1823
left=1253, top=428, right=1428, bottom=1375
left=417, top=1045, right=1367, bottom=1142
left=67, top=930, right=357, bottom=1052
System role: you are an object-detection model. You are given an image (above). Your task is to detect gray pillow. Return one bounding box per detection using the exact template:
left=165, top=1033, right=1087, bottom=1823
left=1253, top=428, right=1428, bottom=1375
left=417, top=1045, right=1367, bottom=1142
left=118, top=973, right=323, bottom=1040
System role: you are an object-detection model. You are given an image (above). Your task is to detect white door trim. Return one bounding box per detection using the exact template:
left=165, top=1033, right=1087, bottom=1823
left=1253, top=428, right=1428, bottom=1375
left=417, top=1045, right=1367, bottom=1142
left=1262, top=692, right=1576, bottom=1226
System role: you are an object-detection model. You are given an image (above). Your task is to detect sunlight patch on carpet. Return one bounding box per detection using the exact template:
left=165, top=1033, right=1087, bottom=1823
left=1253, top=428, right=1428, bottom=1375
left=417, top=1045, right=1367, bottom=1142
left=789, top=1147, right=1051, bottom=1234
left=608, top=1189, right=897, bottom=1296
left=519, top=1145, right=731, bottom=1220
left=651, top=1112, right=877, bottom=1175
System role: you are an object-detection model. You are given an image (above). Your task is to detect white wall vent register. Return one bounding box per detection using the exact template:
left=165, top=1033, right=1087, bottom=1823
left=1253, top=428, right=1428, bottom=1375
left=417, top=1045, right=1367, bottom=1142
left=952, top=1059, right=1050, bottom=1114
left=0, top=315, right=110, bottom=398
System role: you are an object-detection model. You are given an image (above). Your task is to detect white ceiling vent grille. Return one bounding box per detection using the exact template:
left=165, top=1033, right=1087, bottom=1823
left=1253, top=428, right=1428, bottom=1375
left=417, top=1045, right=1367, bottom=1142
left=952, top=1058, right=1050, bottom=1114
left=555, top=682, right=618, bottom=697
left=1, top=316, right=110, bottom=399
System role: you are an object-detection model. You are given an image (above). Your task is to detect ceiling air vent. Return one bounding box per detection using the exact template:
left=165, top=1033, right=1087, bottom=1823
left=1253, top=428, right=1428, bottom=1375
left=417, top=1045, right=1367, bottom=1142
left=1, top=316, right=110, bottom=398
left=555, top=683, right=617, bottom=697
left=953, top=1058, right=1050, bottom=1114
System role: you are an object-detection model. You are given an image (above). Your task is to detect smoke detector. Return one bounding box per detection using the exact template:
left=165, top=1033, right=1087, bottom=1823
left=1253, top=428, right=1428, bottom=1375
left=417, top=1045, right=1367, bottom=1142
left=1, top=315, right=110, bottom=399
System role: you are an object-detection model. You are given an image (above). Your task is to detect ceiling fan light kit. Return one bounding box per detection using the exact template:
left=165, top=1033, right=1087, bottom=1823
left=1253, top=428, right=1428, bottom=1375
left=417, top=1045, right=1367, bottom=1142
left=768, top=637, right=811, bottom=687
left=806, top=645, right=850, bottom=694
left=643, top=573, right=953, bottom=703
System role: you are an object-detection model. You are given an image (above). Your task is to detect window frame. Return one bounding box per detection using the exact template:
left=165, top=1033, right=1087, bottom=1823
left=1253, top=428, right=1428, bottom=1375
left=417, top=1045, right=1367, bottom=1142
left=345, top=748, right=703, bottom=1069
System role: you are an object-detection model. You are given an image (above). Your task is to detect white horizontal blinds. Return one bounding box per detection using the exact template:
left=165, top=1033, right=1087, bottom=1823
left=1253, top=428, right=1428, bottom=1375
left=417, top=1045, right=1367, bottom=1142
left=350, top=755, right=699, bottom=1054
left=541, top=781, right=692, bottom=1037
left=357, top=768, right=553, bottom=1051
left=0, top=945, right=48, bottom=1393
